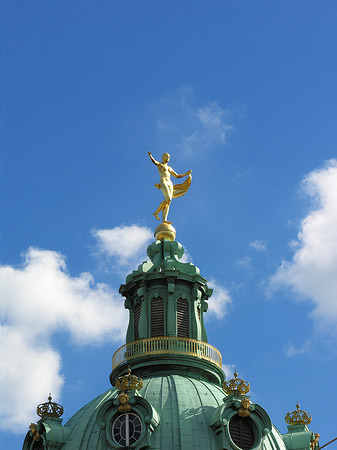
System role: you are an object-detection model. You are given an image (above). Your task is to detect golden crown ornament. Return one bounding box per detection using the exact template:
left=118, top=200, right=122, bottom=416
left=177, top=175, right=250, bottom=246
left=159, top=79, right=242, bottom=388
left=285, top=403, right=312, bottom=425
left=115, top=369, right=143, bottom=392
left=37, top=394, right=64, bottom=419
left=222, top=370, right=250, bottom=396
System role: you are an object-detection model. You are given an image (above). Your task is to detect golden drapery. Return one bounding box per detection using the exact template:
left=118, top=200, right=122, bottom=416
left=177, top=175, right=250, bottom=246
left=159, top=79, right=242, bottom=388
left=155, top=174, right=192, bottom=199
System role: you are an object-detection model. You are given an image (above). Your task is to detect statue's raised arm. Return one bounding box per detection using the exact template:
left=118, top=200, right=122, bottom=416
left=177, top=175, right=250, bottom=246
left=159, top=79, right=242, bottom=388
left=148, top=152, right=159, bottom=166
left=148, top=152, right=192, bottom=224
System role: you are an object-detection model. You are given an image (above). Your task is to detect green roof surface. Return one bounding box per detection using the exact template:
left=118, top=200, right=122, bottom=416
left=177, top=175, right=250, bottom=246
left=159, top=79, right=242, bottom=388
left=62, top=374, right=287, bottom=450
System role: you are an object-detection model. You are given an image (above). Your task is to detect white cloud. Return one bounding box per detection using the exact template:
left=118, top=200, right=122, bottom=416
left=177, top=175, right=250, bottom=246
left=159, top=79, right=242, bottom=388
left=269, top=159, right=337, bottom=331
left=197, top=102, right=232, bottom=141
left=0, top=326, right=64, bottom=429
left=284, top=341, right=311, bottom=357
left=155, top=88, right=233, bottom=157
left=92, top=225, right=153, bottom=267
left=0, top=247, right=127, bottom=431
left=206, top=278, right=232, bottom=320
left=222, top=363, right=236, bottom=379
left=235, top=256, right=252, bottom=269
left=180, top=246, right=193, bottom=264
left=249, top=240, right=266, bottom=251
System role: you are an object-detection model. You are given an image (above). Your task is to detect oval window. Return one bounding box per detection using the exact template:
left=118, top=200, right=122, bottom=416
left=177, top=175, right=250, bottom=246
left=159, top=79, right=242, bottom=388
left=229, top=414, right=255, bottom=450
left=112, top=413, right=142, bottom=446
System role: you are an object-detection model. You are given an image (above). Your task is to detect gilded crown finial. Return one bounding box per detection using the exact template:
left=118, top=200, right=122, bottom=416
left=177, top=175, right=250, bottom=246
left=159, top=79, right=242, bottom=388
left=285, top=402, right=312, bottom=425
left=115, top=368, right=143, bottom=392
left=222, top=370, right=250, bottom=396
left=36, top=393, right=64, bottom=419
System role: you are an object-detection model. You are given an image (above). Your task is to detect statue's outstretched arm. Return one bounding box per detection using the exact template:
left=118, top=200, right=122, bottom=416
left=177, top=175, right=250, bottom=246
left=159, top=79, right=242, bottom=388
left=169, top=167, right=192, bottom=179
left=148, top=152, right=159, bottom=166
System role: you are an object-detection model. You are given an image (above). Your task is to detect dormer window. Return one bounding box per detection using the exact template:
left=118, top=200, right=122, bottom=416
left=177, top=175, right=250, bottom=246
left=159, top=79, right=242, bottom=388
left=229, top=414, right=255, bottom=450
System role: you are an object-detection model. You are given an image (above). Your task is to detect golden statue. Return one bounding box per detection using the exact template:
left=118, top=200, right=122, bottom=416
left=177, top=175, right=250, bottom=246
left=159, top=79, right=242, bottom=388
left=148, top=152, right=192, bottom=223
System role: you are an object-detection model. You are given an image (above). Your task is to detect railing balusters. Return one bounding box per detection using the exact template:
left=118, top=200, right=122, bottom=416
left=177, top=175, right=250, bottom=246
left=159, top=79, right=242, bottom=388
left=112, top=337, right=222, bottom=369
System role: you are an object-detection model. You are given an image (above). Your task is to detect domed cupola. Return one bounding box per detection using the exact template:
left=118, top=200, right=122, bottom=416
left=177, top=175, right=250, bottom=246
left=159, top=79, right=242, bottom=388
left=110, top=236, right=224, bottom=386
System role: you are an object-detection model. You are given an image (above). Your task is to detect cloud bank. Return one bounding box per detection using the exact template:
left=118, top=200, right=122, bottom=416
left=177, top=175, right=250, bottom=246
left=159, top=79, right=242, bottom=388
left=0, top=247, right=127, bottom=431
left=269, top=159, right=337, bottom=331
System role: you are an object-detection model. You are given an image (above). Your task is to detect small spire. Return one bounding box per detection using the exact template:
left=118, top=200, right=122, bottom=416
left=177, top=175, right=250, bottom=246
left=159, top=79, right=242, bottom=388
left=36, top=393, right=64, bottom=419
left=285, top=402, right=312, bottom=425
left=222, top=370, right=250, bottom=396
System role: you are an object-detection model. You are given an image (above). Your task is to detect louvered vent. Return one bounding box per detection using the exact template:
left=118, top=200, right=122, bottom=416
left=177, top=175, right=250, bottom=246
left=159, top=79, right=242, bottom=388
left=151, top=297, right=164, bottom=337
left=177, top=298, right=189, bottom=337
left=229, top=415, right=255, bottom=450
left=197, top=305, right=201, bottom=321
left=134, top=304, right=141, bottom=341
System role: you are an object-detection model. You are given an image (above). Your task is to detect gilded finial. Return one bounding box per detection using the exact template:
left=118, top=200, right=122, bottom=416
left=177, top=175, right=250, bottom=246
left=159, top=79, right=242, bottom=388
left=222, top=370, right=250, bottom=396
left=285, top=402, right=312, bottom=425
left=36, top=393, right=64, bottom=419
left=115, top=368, right=143, bottom=392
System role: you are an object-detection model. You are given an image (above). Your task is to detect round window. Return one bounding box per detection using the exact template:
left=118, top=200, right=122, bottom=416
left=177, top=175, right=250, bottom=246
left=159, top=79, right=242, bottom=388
left=112, top=413, right=142, bottom=447
left=229, top=414, right=255, bottom=450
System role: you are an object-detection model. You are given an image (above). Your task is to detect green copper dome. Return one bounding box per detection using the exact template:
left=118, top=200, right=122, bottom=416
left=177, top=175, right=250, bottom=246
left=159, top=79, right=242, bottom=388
left=22, top=239, right=319, bottom=450
left=49, top=374, right=284, bottom=450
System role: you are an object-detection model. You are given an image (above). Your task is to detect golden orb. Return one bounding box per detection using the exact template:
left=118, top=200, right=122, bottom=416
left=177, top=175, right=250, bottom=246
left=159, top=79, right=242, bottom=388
left=154, top=223, right=176, bottom=241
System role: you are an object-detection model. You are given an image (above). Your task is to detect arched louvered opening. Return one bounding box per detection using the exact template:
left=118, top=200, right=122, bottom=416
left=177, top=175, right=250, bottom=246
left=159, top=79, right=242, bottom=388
left=151, top=297, right=164, bottom=337
left=134, top=304, right=141, bottom=341
left=177, top=298, right=189, bottom=337
left=197, top=305, right=201, bottom=321
left=229, top=414, right=255, bottom=450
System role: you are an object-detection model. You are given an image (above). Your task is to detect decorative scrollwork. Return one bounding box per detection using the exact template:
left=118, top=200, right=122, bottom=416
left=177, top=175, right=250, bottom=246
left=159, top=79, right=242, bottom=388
left=238, top=398, right=251, bottom=417
left=310, top=433, right=320, bottom=450
left=285, top=403, right=312, bottom=425
left=29, top=423, right=41, bottom=441
left=37, top=393, right=64, bottom=419
left=118, top=392, right=132, bottom=413
left=223, top=371, right=250, bottom=396
left=115, top=369, right=143, bottom=392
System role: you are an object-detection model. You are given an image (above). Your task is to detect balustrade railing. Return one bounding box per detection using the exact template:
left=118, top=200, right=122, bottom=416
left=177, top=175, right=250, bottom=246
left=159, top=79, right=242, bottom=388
left=112, top=336, right=222, bottom=369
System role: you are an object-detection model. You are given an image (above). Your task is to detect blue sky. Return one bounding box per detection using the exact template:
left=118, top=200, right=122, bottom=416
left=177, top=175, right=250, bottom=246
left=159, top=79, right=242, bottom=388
left=1, top=1, right=337, bottom=448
